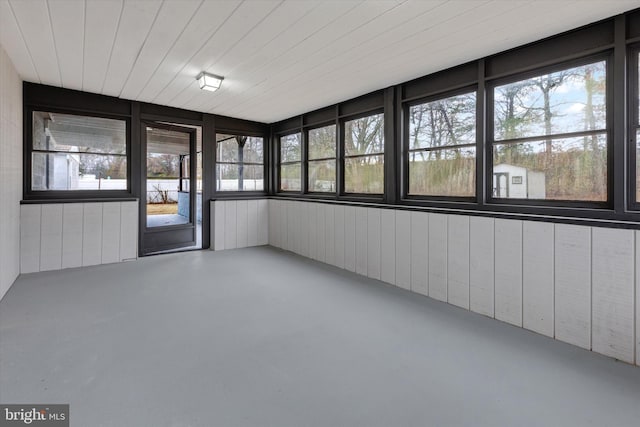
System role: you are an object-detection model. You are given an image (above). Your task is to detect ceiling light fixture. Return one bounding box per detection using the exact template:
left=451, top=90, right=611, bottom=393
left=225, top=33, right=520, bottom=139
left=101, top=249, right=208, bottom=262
left=197, top=72, right=224, bottom=92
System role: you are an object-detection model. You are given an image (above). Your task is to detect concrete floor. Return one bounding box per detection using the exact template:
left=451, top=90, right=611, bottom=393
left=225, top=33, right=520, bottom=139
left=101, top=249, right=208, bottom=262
left=1, top=247, right=639, bottom=427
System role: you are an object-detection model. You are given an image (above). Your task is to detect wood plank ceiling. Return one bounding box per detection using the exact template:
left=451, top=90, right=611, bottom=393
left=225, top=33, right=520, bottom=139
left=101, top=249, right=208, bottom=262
left=0, top=0, right=637, bottom=123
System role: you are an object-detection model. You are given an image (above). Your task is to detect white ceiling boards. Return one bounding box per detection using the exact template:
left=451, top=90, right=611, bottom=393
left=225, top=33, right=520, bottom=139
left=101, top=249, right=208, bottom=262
left=0, top=0, right=637, bottom=123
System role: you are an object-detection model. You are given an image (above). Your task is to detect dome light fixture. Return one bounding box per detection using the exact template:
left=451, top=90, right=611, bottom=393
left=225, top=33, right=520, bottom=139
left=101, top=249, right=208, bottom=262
left=197, top=72, right=224, bottom=92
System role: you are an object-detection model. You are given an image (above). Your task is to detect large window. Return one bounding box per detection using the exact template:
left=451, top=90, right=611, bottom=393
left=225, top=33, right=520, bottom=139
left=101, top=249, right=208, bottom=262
left=408, top=92, right=476, bottom=197
left=279, top=133, right=302, bottom=191
left=491, top=59, right=607, bottom=202
left=31, top=111, right=127, bottom=191
left=635, top=51, right=640, bottom=204
left=344, top=113, right=384, bottom=194
left=307, top=124, right=336, bottom=192
left=216, top=134, right=264, bottom=191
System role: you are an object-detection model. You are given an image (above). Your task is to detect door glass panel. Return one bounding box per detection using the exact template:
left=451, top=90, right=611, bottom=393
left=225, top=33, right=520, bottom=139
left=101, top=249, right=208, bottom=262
left=146, top=126, right=191, bottom=228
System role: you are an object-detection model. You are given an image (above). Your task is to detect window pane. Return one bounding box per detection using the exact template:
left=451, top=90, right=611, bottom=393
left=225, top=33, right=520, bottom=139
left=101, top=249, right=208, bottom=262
left=409, top=147, right=475, bottom=197
left=494, top=61, right=606, bottom=140
left=309, top=125, right=336, bottom=159
left=308, top=159, right=336, bottom=192
left=280, top=162, right=301, bottom=191
left=345, top=154, right=384, bottom=194
left=280, top=133, right=301, bottom=162
left=244, top=137, right=264, bottom=163
left=216, top=134, right=239, bottom=162
left=492, top=134, right=607, bottom=201
left=409, top=92, right=476, bottom=149
left=33, top=111, right=126, bottom=154
left=216, top=164, right=264, bottom=191
left=344, top=113, right=384, bottom=155
left=32, top=152, right=127, bottom=190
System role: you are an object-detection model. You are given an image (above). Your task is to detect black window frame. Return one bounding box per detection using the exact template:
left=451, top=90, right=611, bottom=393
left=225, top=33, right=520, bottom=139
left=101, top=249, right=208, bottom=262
left=277, top=131, right=303, bottom=193
left=306, top=121, right=337, bottom=194
left=629, top=44, right=640, bottom=210
left=486, top=52, right=614, bottom=209
left=340, top=108, right=386, bottom=198
left=24, top=105, right=133, bottom=201
left=403, top=86, right=478, bottom=203
left=214, top=131, right=267, bottom=194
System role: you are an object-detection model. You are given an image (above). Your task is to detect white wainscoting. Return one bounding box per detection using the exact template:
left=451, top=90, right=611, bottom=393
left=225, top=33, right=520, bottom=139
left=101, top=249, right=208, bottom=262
left=211, top=200, right=269, bottom=251
left=267, top=199, right=639, bottom=367
left=20, top=201, right=139, bottom=274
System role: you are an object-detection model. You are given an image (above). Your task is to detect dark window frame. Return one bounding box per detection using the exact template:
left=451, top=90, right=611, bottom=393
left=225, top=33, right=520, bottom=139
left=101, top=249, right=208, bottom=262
left=306, top=121, right=337, bottom=194
left=340, top=108, right=386, bottom=197
left=214, top=132, right=267, bottom=194
left=277, top=131, right=303, bottom=193
left=403, top=85, right=478, bottom=203
left=24, top=105, right=133, bottom=201
left=628, top=44, right=640, bottom=210
left=486, top=52, right=614, bottom=209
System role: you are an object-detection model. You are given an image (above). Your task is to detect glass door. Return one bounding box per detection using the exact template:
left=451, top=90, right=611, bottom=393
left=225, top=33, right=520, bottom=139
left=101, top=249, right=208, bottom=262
left=142, top=122, right=197, bottom=254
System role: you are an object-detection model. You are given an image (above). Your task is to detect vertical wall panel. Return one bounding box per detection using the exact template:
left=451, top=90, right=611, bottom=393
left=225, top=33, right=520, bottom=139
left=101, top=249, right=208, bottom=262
left=555, top=224, right=591, bottom=350
left=279, top=200, right=288, bottom=250
left=224, top=201, right=237, bottom=250
left=469, top=217, right=494, bottom=317
left=395, top=210, right=411, bottom=291
left=494, top=219, right=522, bottom=327
left=325, top=204, right=336, bottom=266
left=247, top=200, right=258, bottom=247
left=287, top=201, right=295, bottom=253
left=637, top=231, right=640, bottom=366
left=410, top=212, right=428, bottom=296
left=367, top=208, right=381, bottom=280
left=257, top=199, right=269, bottom=246
left=522, top=221, right=554, bottom=337
left=62, top=203, right=84, bottom=268
left=308, top=203, right=318, bottom=260
left=119, top=201, right=138, bottom=260
left=268, top=200, right=276, bottom=248
left=592, top=228, right=635, bottom=363
left=20, top=204, right=41, bottom=273
left=236, top=200, right=249, bottom=249
left=380, top=209, right=396, bottom=285
left=355, top=207, right=368, bottom=275
left=344, top=206, right=356, bottom=272
left=334, top=205, right=346, bottom=269
left=82, top=203, right=103, bottom=267
left=101, top=203, right=121, bottom=264
left=317, top=204, right=326, bottom=263
left=447, top=215, right=470, bottom=309
left=428, top=213, right=447, bottom=301
left=39, top=204, right=63, bottom=271
left=300, top=202, right=310, bottom=258
left=214, top=201, right=226, bottom=250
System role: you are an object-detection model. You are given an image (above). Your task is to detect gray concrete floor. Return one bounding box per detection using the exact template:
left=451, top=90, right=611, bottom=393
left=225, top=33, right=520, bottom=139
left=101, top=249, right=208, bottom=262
left=1, top=247, right=639, bottom=427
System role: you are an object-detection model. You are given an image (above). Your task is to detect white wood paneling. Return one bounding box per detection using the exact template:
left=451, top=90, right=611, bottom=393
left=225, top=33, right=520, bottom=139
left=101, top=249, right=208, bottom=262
left=236, top=200, right=248, bottom=249
left=308, top=202, right=318, bottom=260
left=62, top=203, right=83, bottom=268
left=469, top=216, right=494, bottom=317
left=20, top=204, right=41, bottom=274
left=316, top=204, right=326, bottom=263
left=214, top=201, right=226, bottom=250
left=522, top=221, right=554, bottom=337
left=39, top=204, right=63, bottom=271
left=447, top=215, right=469, bottom=309
left=410, top=211, right=428, bottom=296
left=367, top=208, right=381, bottom=280
left=119, top=201, right=138, bottom=260
left=325, top=204, right=336, bottom=266
left=592, top=228, right=635, bottom=363
left=257, top=199, right=268, bottom=246
left=82, top=203, right=103, bottom=267
left=355, top=207, right=368, bottom=275
left=224, top=201, right=237, bottom=250
left=494, top=219, right=522, bottom=327
left=380, top=209, right=396, bottom=285
left=101, top=203, right=121, bottom=264
left=300, top=202, right=310, bottom=258
left=555, top=224, right=591, bottom=350
left=428, top=213, right=447, bottom=301
left=247, top=200, right=258, bottom=247
left=47, top=0, right=84, bottom=90
left=636, top=231, right=640, bottom=366
left=334, top=205, right=346, bottom=269
left=287, top=201, right=295, bottom=253
left=395, top=210, right=411, bottom=291
left=344, top=206, right=356, bottom=272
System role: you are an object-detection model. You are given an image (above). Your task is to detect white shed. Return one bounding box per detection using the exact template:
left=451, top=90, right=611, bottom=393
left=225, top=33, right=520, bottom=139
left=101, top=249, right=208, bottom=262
left=493, top=163, right=545, bottom=199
